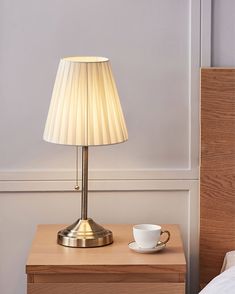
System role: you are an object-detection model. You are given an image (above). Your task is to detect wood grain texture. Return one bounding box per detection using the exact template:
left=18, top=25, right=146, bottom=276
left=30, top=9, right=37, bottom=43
left=200, top=68, right=235, bottom=286
left=26, top=224, right=186, bottom=275
left=28, top=282, right=185, bottom=294
left=33, top=273, right=185, bottom=283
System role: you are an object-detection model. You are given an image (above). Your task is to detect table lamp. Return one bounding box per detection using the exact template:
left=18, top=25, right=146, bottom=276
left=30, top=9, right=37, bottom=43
left=43, top=57, right=128, bottom=247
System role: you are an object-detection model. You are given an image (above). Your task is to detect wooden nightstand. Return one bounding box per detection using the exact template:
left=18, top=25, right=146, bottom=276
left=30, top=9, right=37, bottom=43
left=26, top=224, right=186, bottom=294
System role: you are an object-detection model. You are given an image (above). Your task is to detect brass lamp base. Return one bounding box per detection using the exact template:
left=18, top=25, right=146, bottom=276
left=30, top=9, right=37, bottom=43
left=57, top=218, right=113, bottom=247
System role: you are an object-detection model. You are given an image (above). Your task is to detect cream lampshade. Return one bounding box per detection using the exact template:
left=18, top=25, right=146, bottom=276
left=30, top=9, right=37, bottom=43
left=43, top=56, right=128, bottom=247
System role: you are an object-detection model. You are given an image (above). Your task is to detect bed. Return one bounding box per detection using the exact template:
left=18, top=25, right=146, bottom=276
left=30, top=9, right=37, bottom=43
left=200, top=68, right=235, bottom=292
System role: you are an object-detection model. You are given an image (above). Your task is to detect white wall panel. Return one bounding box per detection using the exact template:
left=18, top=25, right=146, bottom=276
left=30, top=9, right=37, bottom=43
left=0, top=185, right=198, bottom=294
left=0, top=0, right=199, bottom=174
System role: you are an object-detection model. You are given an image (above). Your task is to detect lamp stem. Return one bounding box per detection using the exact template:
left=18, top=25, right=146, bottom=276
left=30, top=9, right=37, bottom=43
left=81, top=146, right=88, bottom=220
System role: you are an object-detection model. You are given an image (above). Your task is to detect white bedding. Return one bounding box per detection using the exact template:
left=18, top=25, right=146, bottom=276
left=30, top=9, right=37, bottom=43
left=221, top=251, right=235, bottom=272
left=199, top=266, right=235, bottom=294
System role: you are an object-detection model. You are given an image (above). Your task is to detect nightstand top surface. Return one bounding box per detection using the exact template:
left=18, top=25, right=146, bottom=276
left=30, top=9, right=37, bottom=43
left=26, top=224, right=186, bottom=274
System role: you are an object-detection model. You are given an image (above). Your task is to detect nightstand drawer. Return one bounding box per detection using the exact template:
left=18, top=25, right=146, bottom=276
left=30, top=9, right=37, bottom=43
left=28, top=282, right=185, bottom=294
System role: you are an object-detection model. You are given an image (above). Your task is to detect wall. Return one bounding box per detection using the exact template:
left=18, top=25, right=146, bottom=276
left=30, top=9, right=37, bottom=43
left=0, top=1, right=201, bottom=294
left=212, top=0, right=235, bottom=67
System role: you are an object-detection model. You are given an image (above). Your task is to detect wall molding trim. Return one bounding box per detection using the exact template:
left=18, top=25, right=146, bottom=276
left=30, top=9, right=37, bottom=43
left=188, top=0, right=200, bottom=176
left=200, top=0, right=212, bottom=67
left=0, top=169, right=199, bottom=192
left=0, top=170, right=199, bottom=192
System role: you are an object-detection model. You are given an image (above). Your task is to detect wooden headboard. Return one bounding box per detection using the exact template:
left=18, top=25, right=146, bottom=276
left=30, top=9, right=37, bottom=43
left=200, top=68, right=235, bottom=287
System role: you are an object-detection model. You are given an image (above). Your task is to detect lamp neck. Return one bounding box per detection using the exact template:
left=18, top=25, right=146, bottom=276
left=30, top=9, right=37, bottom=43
left=81, top=146, right=88, bottom=220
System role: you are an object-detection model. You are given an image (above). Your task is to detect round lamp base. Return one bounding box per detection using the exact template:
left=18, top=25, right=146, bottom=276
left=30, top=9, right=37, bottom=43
left=57, top=218, right=113, bottom=247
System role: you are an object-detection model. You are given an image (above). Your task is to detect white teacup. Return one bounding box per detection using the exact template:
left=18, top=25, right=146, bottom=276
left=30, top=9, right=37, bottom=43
left=133, top=224, right=170, bottom=249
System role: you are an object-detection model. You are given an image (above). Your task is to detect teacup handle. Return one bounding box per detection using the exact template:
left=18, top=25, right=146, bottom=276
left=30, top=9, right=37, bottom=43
left=160, top=230, right=170, bottom=244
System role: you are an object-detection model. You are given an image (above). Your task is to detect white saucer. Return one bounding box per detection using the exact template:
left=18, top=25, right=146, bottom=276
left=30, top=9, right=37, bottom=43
left=128, top=241, right=166, bottom=253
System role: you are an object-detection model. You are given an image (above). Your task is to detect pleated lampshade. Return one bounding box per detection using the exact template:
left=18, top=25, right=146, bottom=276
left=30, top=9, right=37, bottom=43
left=43, top=57, right=128, bottom=146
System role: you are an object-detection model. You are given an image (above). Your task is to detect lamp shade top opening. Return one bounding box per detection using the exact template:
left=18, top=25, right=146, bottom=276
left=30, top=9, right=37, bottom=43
left=43, top=56, right=128, bottom=146
left=63, top=56, right=109, bottom=63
